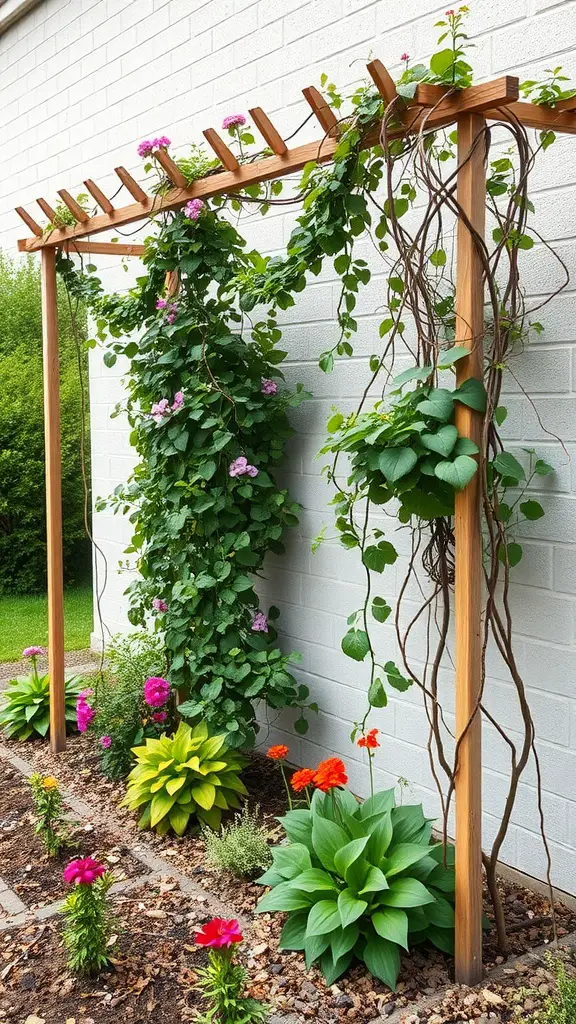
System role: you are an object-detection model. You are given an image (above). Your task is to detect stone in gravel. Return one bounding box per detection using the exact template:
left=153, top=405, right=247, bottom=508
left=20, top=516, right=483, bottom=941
left=271, top=964, right=283, bottom=974
left=20, top=972, right=35, bottom=990
left=380, top=1002, right=396, bottom=1017
left=300, top=981, right=320, bottom=1002
left=334, top=993, right=354, bottom=1008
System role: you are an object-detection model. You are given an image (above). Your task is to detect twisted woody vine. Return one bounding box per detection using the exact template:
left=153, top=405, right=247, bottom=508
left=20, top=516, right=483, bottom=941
left=47, top=5, right=576, bottom=987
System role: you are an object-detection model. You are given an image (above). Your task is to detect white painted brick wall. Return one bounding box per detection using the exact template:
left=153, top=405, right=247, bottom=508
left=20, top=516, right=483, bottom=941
left=2, top=0, right=576, bottom=894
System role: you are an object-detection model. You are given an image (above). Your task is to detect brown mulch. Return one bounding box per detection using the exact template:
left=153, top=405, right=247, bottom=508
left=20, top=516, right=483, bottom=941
left=2, top=732, right=576, bottom=1022
left=0, top=760, right=146, bottom=910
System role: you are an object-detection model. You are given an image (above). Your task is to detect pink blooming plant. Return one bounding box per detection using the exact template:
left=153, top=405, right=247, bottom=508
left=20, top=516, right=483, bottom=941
left=184, top=198, right=205, bottom=220
left=137, top=136, right=171, bottom=157
left=152, top=597, right=168, bottom=613
left=151, top=711, right=167, bottom=724
left=64, top=857, right=107, bottom=886
left=22, top=645, right=48, bottom=658
left=144, top=676, right=171, bottom=708
left=172, top=391, right=184, bottom=411
left=76, top=689, right=96, bottom=733
left=222, top=114, right=246, bottom=130
left=251, top=611, right=268, bottom=633
left=195, top=917, right=243, bottom=948
left=150, top=398, right=171, bottom=423
left=401, top=52, right=410, bottom=62
left=228, top=456, right=258, bottom=478
left=156, top=298, right=168, bottom=310
left=100, top=735, right=112, bottom=749
left=261, top=378, right=278, bottom=396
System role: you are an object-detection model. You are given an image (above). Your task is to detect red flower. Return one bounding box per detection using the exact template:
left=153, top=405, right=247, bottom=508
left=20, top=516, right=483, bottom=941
left=314, top=757, right=348, bottom=792
left=358, top=728, right=380, bottom=750
left=445, top=8, right=455, bottom=14
left=400, top=52, right=410, bottom=62
left=291, top=768, right=316, bottom=793
left=267, top=745, right=289, bottom=761
left=63, top=857, right=106, bottom=886
left=195, top=918, right=243, bottom=948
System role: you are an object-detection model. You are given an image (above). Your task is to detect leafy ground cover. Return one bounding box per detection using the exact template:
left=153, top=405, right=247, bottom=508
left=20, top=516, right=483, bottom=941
left=0, top=586, right=93, bottom=662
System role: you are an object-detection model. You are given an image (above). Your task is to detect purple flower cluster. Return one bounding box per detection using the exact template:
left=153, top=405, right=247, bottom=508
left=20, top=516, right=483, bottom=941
left=144, top=676, right=171, bottom=708
left=261, top=378, right=278, bottom=396
left=150, top=390, right=185, bottom=423
left=22, top=645, right=48, bottom=658
left=76, top=688, right=95, bottom=733
left=100, top=735, right=112, bottom=749
left=184, top=198, right=205, bottom=220
left=152, top=597, right=168, bottom=613
left=137, top=135, right=171, bottom=158
left=251, top=611, right=269, bottom=633
left=229, top=456, right=258, bottom=478
left=156, top=298, right=179, bottom=324
left=222, top=114, right=246, bottom=130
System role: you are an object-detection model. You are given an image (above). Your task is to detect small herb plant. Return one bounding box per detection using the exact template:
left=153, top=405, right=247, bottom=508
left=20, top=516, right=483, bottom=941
left=257, top=780, right=455, bottom=989
left=195, top=917, right=268, bottom=1024
left=520, top=957, right=576, bottom=1023
left=61, top=857, right=116, bottom=974
left=30, top=774, right=69, bottom=857
left=0, top=657, right=83, bottom=741
left=203, top=805, right=272, bottom=879
left=520, top=67, right=576, bottom=107
left=121, top=721, right=248, bottom=834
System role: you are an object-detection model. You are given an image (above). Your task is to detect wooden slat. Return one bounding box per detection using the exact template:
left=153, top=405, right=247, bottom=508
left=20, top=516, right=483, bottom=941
left=57, top=189, right=89, bottom=223
left=416, top=76, right=519, bottom=120
left=41, top=247, right=66, bottom=753
left=114, top=166, right=148, bottom=202
left=551, top=94, right=576, bottom=113
left=36, top=198, right=57, bottom=221
left=302, top=86, right=338, bottom=136
left=60, top=241, right=146, bottom=256
left=154, top=149, right=188, bottom=188
left=249, top=106, right=287, bottom=154
left=485, top=98, right=576, bottom=134
left=202, top=128, right=240, bottom=171
left=366, top=59, right=397, bottom=105
left=453, top=112, right=485, bottom=987
left=15, top=206, right=43, bottom=236
left=84, top=179, right=114, bottom=214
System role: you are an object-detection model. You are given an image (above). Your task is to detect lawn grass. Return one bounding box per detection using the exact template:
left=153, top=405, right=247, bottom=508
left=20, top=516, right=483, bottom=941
left=0, top=586, right=93, bottom=662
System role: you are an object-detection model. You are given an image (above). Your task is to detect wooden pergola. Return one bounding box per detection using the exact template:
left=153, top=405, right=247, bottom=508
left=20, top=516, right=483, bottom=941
left=14, top=62, right=576, bottom=985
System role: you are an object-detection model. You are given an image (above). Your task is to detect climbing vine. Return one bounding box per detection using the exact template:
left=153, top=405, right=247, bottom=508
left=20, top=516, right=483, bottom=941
left=55, top=6, right=573, bottom=948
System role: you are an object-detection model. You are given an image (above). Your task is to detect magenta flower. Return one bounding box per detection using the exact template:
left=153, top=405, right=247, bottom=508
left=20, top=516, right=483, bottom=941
left=246, top=464, right=258, bottom=477
left=184, top=198, right=205, bottom=220
left=156, top=298, right=168, bottom=310
left=144, top=676, right=171, bottom=708
left=153, top=135, right=171, bottom=150
left=150, top=398, right=171, bottom=423
left=195, top=917, right=243, bottom=948
left=229, top=456, right=258, bottom=478
left=152, top=711, right=167, bottom=723
left=100, top=735, right=112, bottom=749
left=261, top=378, right=278, bottom=396
left=64, top=857, right=106, bottom=886
left=152, top=597, right=168, bottom=613
left=22, top=646, right=48, bottom=658
left=401, top=52, right=410, bottom=62
left=138, top=139, right=154, bottom=157
left=222, top=114, right=246, bottom=130
left=172, top=391, right=184, bottom=412
left=76, top=689, right=95, bottom=733
left=251, top=611, right=268, bottom=633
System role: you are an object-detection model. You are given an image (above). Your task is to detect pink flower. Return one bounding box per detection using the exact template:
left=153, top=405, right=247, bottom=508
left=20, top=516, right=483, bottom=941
left=76, top=690, right=95, bottom=733
left=152, top=711, right=167, bottom=723
left=138, top=139, right=154, bottom=157
left=100, top=735, right=112, bottom=749
left=251, top=611, right=268, bottom=633
left=401, top=52, right=410, bottom=62
left=78, top=688, right=94, bottom=701
left=261, top=378, right=278, bottom=396
left=150, top=398, right=171, bottom=423
left=156, top=298, right=168, bottom=310
left=152, top=597, right=168, bottom=613
left=445, top=8, right=455, bottom=13
left=144, top=676, right=171, bottom=708
left=195, top=917, right=243, bottom=948
left=222, top=114, right=246, bottom=130
left=22, top=646, right=47, bottom=658
left=229, top=456, right=258, bottom=478
left=184, top=198, right=205, bottom=220
left=172, top=391, right=184, bottom=411
left=153, top=135, right=171, bottom=150
left=166, top=313, right=176, bottom=324
left=64, top=857, right=106, bottom=886
left=246, top=464, right=258, bottom=477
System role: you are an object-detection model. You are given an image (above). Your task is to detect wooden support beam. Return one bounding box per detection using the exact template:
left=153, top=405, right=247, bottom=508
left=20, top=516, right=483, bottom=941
left=41, top=247, right=66, bottom=754
left=15, top=206, right=42, bottom=236
left=202, top=128, right=240, bottom=171
left=84, top=179, right=114, bottom=214
left=366, top=59, right=398, bottom=105
left=453, top=112, right=485, bottom=987
left=154, top=149, right=188, bottom=188
left=37, top=198, right=57, bottom=222
left=57, top=189, right=89, bottom=223
left=114, top=166, right=148, bottom=202
left=249, top=106, right=287, bottom=154
left=302, top=86, right=339, bottom=136
left=485, top=99, right=576, bottom=134
left=554, top=94, right=576, bottom=112
left=60, top=240, right=146, bottom=256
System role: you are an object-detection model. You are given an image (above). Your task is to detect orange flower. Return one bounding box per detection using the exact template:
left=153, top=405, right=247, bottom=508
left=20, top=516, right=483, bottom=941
left=267, top=745, right=289, bottom=761
left=290, top=768, right=316, bottom=792
left=314, top=757, right=348, bottom=792
left=358, top=728, right=380, bottom=750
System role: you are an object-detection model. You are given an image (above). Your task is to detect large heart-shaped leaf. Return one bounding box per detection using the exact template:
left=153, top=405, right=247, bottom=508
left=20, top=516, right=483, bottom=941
left=378, top=447, right=418, bottom=482
left=434, top=455, right=478, bottom=490
left=421, top=424, right=458, bottom=457
left=372, top=907, right=409, bottom=950
left=341, top=629, right=370, bottom=662
left=417, top=388, right=454, bottom=421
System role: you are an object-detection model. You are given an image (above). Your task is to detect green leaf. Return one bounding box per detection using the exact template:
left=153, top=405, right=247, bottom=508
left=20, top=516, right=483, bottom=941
left=327, top=412, right=344, bottom=433
left=272, top=843, right=312, bottom=879
left=279, top=913, right=308, bottom=950
left=417, top=389, right=454, bottom=422
left=492, top=451, right=525, bottom=482
left=371, top=597, right=392, bottom=623
left=333, top=837, right=370, bottom=879
left=437, top=345, right=469, bottom=368
left=337, top=887, right=368, bottom=929
left=257, top=881, right=312, bottom=912
left=368, top=678, right=387, bottom=708
left=292, top=868, right=338, bottom=893
left=520, top=500, right=545, bottom=520
left=425, top=896, right=455, bottom=928
left=312, top=818, right=350, bottom=872
left=453, top=378, right=487, bottom=412
left=534, top=458, right=554, bottom=476
left=421, top=424, right=458, bottom=457
left=429, top=248, right=446, bottom=267
left=385, top=842, right=434, bottom=878
left=494, top=406, right=508, bottom=426
left=453, top=437, right=479, bottom=456
left=384, top=661, right=411, bottom=692
left=378, top=447, right=418, bottom=482
left=341, top=629, right=370, bottom=662
left=434, top=455, right=478, bottom=490
left=306, top=899, right=341, bottom=937
left=330, top=923, right=360, bottom=962
left=392, top=364, right=433, bottom=387
left=363, top=541, right=397, bottom=573
left=430, top=48, right=456, bottom=77
left=372, top=907, right=409, bottom=950
left=362, top=937, right=401, bottom=990
left=380, top=877, right=435, bottom=908
left=498, top=542, right=523, bottom=567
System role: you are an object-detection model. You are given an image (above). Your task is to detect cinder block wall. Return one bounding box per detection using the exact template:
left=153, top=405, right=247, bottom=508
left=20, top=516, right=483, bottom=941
left=1, top=0, right=576, bottom=892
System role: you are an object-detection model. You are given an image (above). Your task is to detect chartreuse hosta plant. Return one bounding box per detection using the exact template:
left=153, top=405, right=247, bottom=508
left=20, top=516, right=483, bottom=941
left=121, top=722, right=248, bottom=835
left=257, top=787, right=455, bottom=989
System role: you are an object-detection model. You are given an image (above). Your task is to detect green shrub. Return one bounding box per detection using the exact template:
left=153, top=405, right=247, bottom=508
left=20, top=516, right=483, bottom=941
left=203, top=805, right=273, bottom=878
left=524, top=957, right=576, bottom=1023
left=0, top=672, right=83, bottom=740
left=120, top=722, right=248, bottom=835
left=0, top=252, right=90, bottom=594
left=256, top=787, right=455, bottom=989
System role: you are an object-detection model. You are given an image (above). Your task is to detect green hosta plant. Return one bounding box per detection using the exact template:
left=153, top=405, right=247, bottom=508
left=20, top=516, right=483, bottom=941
left=256, top=788, right=455, bottom=989
left=121, top=721, right=248, bottom=835
left=0, top=673, right=83, bottom=741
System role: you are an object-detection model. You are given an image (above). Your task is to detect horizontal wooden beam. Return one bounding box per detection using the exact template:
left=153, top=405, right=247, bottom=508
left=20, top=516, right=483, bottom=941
left=555, top=95, right=576, bottom=113
left=16, top=77, right=576, bottom=253
left=58, top=240, right=146, bottom=256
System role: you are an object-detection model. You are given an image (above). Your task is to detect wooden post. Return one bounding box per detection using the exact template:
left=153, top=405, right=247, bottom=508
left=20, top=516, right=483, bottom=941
left=454, top=113, right=485, bottom=985
left=41, top=247, right=66, bottom=753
